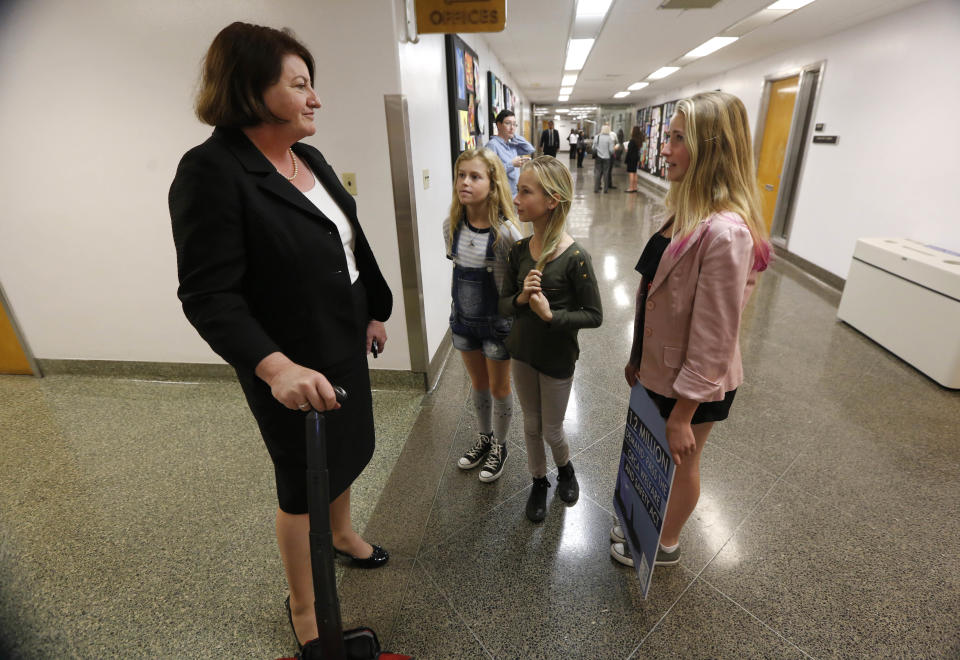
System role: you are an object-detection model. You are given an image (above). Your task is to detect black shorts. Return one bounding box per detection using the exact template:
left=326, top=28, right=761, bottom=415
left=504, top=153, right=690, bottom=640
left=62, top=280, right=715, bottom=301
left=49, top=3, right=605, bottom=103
left=645, top=388, right=737, bottom=424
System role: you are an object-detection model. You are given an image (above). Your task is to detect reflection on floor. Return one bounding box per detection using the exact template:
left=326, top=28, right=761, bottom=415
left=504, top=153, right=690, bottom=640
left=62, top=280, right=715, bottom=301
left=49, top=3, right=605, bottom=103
left=2, top=160, right=958, bottom=658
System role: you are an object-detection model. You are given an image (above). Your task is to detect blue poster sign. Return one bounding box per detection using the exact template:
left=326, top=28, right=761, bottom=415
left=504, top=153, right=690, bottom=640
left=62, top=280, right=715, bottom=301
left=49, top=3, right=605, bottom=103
left=613, top=385, right=675, bottom=598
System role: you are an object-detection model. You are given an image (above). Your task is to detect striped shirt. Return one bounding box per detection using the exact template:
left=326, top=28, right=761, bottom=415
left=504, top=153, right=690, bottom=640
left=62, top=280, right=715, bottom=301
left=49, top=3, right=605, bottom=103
left=442, top=216, right=523, bottom=294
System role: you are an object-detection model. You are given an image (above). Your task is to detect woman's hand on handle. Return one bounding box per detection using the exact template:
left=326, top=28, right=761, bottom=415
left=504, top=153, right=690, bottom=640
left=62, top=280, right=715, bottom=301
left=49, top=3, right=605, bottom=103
left=665, top=398, right=698, bottom=466
left=255, top=352, right=341, bottom=412
left=624, top=362, right=640, bottom=387
left=366, top=319, right=387, bottom=355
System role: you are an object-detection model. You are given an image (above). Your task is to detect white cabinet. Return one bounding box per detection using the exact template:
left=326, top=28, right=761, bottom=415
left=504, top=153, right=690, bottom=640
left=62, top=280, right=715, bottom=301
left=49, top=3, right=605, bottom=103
left=837, top=238, right=960, bottom=389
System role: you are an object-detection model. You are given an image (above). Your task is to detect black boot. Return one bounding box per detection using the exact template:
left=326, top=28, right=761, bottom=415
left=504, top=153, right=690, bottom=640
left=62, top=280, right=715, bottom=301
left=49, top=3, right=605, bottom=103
left=525, top=477, right=550, bottom=522
left=556, top=461, right=579, bottom=504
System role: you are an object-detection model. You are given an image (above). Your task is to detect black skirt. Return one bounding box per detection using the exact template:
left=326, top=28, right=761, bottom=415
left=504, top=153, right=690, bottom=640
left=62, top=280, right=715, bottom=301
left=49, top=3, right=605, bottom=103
left=236, top=278, right=374, bottom=514
left=645, top=388, right=737, bottom=425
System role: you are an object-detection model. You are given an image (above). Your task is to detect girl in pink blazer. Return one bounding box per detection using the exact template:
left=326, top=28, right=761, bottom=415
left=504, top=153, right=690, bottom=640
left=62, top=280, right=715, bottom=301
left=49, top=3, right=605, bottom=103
left=611, top=91, right=771, bottom=568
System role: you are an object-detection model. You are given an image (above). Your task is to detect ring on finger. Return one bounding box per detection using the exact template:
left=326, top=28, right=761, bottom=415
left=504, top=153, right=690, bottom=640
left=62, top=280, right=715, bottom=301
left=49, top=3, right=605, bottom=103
left=298, top=402, right=310, bottom=411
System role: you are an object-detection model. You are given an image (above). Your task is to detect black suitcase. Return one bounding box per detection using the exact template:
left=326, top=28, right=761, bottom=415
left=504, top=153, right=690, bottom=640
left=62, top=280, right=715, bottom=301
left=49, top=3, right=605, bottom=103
left=282, top=387, right=411, bottom=660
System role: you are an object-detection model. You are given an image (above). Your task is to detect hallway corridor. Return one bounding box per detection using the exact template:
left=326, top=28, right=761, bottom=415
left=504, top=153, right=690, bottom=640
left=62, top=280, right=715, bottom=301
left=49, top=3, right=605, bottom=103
left=1, top=161, right=958, bottom=658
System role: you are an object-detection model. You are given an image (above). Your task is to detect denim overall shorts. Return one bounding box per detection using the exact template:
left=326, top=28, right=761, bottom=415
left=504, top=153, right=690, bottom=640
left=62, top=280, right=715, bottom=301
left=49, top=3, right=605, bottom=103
left=449, top=227, right=512, bottom=360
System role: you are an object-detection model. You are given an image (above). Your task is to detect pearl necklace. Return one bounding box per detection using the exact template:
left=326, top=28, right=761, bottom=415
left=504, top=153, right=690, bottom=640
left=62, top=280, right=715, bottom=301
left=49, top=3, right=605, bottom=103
left=284, top=148, right=298, bottom=181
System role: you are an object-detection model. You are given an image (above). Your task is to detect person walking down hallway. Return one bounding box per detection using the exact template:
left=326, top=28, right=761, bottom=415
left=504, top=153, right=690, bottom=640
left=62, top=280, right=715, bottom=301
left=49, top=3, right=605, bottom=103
left=576, top=130, right=587, bottom=168
left=625, top=125, right=642, bottom=193
left=611, top=91, right=771, bottom=569
left=567, top=128, right=579, bottom=160
left=540, top=120, right=560, bottom=157
left=593, top=125, right=618, bottom=192
left=168, top=22, right=393, bottom=652
left=487, top=109, right=534, bottom=196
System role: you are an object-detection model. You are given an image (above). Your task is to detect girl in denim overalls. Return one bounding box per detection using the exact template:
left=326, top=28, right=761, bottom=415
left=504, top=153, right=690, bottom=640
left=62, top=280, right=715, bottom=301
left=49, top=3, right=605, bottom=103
left=443, top=148, right=523, bottom=483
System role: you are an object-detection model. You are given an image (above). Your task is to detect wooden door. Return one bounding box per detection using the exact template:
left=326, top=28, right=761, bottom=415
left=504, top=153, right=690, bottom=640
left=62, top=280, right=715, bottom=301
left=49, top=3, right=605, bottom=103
left=0, top=298, right=32, bottom=375
left=757, top=76, right=799, bottom=234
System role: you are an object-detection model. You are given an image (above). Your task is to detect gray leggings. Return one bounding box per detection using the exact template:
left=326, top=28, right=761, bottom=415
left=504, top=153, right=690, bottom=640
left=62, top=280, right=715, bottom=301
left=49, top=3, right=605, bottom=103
left=511, top=359, right=573, bottom=478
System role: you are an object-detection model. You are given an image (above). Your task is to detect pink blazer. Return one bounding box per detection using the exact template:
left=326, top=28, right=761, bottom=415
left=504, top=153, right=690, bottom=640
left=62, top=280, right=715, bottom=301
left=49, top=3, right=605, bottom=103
left=636, top=212, right=757, bottom=403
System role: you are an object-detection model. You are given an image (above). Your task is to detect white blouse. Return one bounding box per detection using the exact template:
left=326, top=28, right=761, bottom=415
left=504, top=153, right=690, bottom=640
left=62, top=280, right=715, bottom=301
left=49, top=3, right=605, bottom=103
left=301, top=175, right=360, bottom=283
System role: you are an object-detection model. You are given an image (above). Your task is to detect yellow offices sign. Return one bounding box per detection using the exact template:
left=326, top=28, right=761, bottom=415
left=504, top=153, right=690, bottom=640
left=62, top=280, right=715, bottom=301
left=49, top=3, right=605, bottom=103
left=415, top=0, right=506, bottom=34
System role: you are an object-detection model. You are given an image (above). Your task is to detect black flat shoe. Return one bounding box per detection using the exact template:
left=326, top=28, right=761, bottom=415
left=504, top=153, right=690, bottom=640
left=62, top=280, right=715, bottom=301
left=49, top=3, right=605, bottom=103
left=334, top=544, right=390, bottom=569
left=285, top=595, right=303, bottom=652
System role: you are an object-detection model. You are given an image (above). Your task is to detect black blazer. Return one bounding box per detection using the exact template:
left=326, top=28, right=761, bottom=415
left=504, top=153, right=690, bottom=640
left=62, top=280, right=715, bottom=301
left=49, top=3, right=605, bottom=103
left=169, top=127, right=392, bottom=372
left=539, top=129, right=560, bottom=150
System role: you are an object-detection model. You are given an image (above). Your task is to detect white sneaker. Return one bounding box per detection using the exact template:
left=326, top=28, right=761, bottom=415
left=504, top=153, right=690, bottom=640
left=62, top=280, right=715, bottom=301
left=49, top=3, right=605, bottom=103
left=610, top=542, right=633, bottom=567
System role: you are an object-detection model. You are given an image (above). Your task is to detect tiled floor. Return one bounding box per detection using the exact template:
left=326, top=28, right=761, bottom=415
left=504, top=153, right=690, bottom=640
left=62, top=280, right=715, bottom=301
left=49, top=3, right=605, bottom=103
left=2, top=160, right=958, bottom=658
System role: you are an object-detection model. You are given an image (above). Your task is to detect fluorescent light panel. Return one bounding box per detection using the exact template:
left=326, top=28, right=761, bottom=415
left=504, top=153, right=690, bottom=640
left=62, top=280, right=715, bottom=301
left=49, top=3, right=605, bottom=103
left=647, top=66, right=680, bottom=80
left=613, top=91, right=630, bottom=98
left=561, top=73, right=579, bottom=87
left=559, top=87, right=574, bottom=95
left=564, top=39, right=595, bottom=71
left=767, top=0, right=815, bottom=9
left=627, top=81, right=649, bottom=91
left=684, top=36, right=737, bottom=59
left=576, top=0, right=614, bottom=18
left=558, top=95, right=570, bottom=102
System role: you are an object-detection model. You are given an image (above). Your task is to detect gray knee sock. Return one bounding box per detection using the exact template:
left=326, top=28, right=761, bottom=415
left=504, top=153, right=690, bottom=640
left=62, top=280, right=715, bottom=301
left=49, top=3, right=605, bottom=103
left=493, top=395, right=513, bottom=445
left=473, top=388, right=493, bottom=436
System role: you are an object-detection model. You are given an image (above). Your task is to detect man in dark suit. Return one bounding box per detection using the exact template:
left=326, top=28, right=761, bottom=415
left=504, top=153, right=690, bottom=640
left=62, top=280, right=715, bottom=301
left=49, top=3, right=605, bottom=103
left=539, top=121, right=560, bottom=157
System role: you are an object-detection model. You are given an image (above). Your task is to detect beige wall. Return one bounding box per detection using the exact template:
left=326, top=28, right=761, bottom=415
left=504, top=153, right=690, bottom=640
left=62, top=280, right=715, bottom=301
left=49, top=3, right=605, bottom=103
left=0, top=0, right=411, bottom=368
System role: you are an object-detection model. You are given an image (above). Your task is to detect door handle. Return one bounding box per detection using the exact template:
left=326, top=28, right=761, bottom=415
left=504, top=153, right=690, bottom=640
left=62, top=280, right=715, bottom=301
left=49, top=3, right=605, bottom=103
left=764, top=184, right=775, bottom=191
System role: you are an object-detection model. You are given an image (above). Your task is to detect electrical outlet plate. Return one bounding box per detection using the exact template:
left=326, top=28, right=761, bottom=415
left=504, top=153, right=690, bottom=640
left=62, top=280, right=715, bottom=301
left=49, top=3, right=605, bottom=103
left=342, top=172, right=357, bottom=195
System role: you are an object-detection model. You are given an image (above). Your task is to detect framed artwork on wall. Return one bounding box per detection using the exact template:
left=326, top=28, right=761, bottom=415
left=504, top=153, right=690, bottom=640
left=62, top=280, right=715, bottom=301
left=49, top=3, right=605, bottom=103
left=445, top=35, right=483, bottom=165
left=487, top=71, right=516, bottom=139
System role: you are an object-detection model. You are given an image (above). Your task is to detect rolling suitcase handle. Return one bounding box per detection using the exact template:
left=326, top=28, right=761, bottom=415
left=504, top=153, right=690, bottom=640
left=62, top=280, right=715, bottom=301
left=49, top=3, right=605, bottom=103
left=305, top=385, right=349, bottom=660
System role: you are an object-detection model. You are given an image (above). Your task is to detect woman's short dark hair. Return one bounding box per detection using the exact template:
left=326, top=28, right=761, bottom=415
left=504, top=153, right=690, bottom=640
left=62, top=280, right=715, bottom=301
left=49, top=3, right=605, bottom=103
left=494, top=109, right=516, bottom=124
left=195, top=22, right=315, bottom=128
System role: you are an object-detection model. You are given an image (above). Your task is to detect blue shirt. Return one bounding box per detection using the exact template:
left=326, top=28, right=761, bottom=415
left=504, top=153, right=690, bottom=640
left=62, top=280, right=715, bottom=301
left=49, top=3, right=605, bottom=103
left=485, top=135, right=535, bottom=195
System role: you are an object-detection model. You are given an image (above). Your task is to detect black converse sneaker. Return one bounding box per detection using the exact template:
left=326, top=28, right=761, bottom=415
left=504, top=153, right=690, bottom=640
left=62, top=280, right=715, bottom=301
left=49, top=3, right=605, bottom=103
left=458, top=433, right=492, bottom=470
left=478, top=442, right=507, bottom=483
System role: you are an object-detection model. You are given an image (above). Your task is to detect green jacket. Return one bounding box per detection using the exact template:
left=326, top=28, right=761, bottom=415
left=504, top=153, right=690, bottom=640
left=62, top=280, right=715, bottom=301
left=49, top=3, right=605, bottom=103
left=499, top=237, right=603, bottom=378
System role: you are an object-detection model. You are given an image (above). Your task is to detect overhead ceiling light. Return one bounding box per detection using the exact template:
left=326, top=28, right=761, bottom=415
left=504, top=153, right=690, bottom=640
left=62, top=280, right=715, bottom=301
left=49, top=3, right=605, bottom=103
left=613, top=91, right=630, bottom=98
left=559, top=87, right=574, bottom=95
left=558, top=95, right=570, bottom=102
left=647, top=66, right=680, bottom=80
left=561, top=73, right=579, bottom=87
left=564, top=39, right=595, bottom=71
left=576, top=0, right=614, bottom=18
left=627, top=81, right=649, bottom=91
left=766, top=0, right=815, bottom=9
left=684, top=36, right=738, bottom=59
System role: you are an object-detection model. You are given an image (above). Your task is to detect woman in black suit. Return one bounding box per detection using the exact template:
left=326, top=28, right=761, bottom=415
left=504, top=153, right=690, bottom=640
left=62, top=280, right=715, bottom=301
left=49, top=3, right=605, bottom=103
left=169, top=22, right=392, bottom=648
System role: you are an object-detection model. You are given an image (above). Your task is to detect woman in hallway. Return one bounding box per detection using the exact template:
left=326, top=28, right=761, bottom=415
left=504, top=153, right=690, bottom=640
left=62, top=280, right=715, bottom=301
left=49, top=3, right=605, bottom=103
left=500, top=156, right=603, bottom=522
left=624, top=125, right=642, bottom=193
left=443, top=148, right=523, bottom=483
left=612, top=91, right=770, bottom=568
left=486, top=109, right=535, bottom=196
left=168, top=22, right=393, bottom=650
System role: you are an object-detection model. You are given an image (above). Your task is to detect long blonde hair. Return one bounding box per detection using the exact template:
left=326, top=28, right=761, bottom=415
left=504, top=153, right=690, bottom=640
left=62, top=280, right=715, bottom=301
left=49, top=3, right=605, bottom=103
left=446, top=148, right=519, bottom=254
left=520, top=156, right=573, bottom=271
left=664, top=91, right=771, bottom=271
